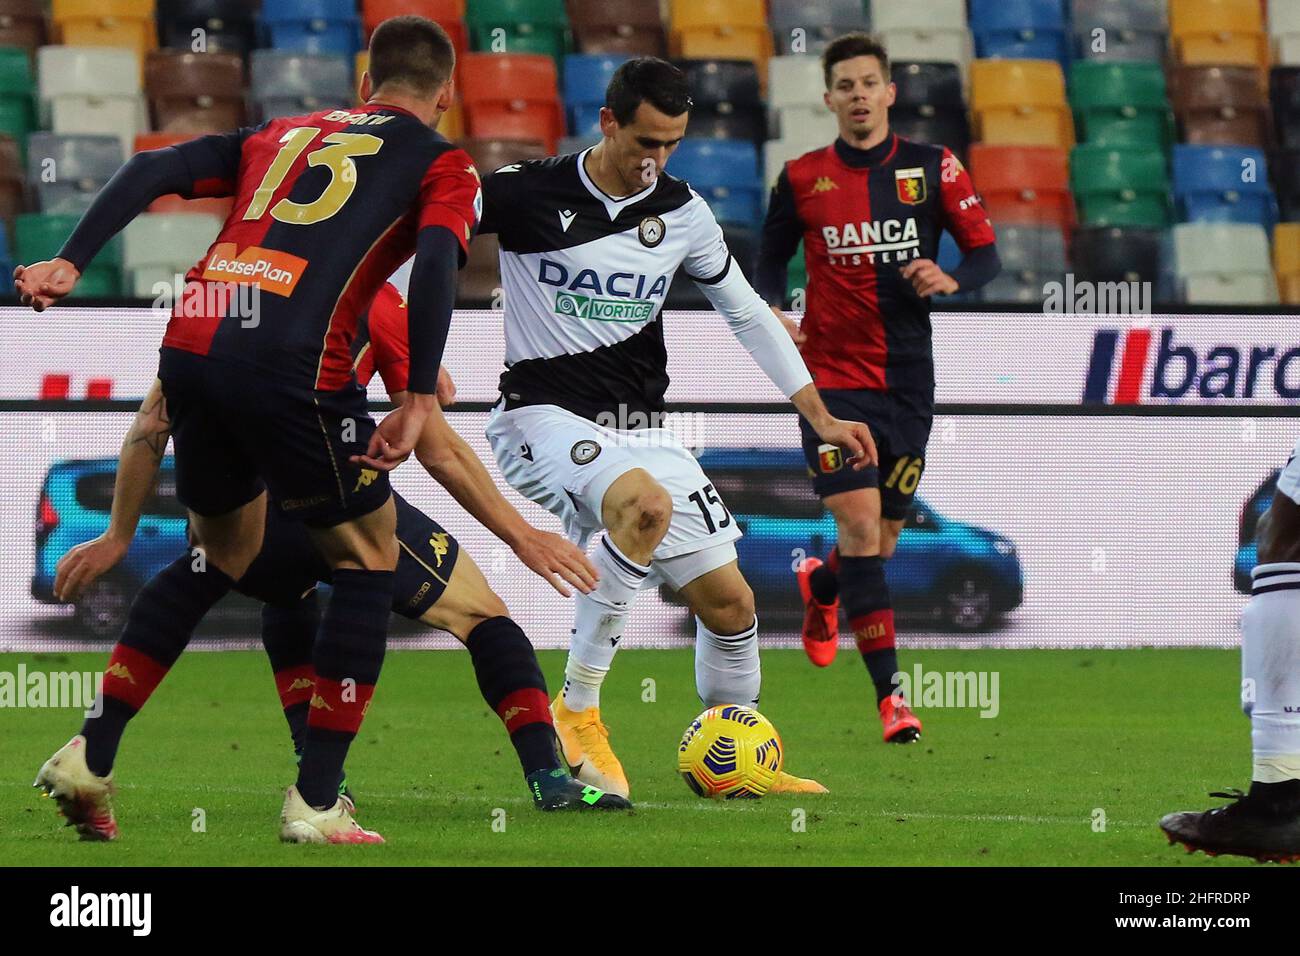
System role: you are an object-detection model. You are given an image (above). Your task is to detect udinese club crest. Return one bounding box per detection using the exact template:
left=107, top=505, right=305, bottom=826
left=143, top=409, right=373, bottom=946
left=638, top=215, right=666, bottom=247
left=571, top=440, right=602, bottom=465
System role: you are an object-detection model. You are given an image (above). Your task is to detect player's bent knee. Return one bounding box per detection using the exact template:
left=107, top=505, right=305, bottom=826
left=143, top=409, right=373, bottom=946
left=604, top=471, right=672, bottom=540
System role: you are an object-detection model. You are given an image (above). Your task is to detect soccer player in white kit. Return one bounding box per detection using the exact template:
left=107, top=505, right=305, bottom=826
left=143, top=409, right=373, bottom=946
left=479, top=58, right=877, bottom=797
left=1161, top=436, right=1300, bottom=861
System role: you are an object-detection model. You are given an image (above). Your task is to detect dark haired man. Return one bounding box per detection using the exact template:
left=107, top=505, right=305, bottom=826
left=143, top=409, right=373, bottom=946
left=479, top=56, right=877, bottom=798
left=757, top=33, right=1002, bottom=744
left=24, top=15, right=478, bottom=844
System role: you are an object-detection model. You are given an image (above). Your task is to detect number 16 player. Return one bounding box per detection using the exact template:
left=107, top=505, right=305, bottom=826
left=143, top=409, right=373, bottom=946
left=757, top=34, right=1002, bottom=742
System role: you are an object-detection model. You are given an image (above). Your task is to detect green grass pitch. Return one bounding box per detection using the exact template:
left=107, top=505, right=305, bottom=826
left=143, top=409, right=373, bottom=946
left=0, top=646, right=1258, bottom=866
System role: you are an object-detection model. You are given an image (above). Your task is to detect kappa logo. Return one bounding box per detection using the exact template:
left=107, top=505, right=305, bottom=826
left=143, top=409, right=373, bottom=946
left=354, top=468, right=378, bottom=492
left=558, top=209, right=577, bottom=232
left=812, top=176, right=838, bottom=193
left=428, top=531, right=449, bottom=567
left=105, top=663, right=136, bottom=685
left=288, top=677, right=314, bottom=692
left=309, top=694, right=333, bottom=711
left=501, top=705, right=529, bottom=722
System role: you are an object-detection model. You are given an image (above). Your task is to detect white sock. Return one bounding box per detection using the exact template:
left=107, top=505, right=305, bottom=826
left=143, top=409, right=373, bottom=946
left=695, top=615, right=761, bottom=708
left=1243, top=563, right=1300, bottom=783
left=561, top=533, right=650, bottom=712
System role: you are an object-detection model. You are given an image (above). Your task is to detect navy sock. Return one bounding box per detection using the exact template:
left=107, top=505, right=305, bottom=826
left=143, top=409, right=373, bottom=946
left=82, top=553, right=234, bottom=776
left=838, top=555, right=900, bottom=705
left=466, top=616, right=562, bottom=776
left=297, top=569, right=392, bottom=809
left=809, top=563, right=839, bottom=604
left=262, top=594, right=320, bottom=756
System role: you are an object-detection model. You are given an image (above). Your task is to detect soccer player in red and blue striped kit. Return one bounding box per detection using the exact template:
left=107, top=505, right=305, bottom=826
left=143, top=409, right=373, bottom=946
left=757, top=34, right=1002, bottom=743
left=21, top=16, right=480, bottom=843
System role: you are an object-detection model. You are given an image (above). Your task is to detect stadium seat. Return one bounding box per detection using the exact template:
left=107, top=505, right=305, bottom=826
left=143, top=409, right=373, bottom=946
left=878, top=28, right=972, bottom=86
left=1169, top=0, right=1269, bottom=70
left=668, top=139, right=762, bottom=226
left=556, top=133, right=600, bottom=155
left=1274, top=222, right=1300, bottom=303
left=131, top=130, right=232, bottom=217
left=1273, top=0, right=1300, bottom=58
left=0, top=46, right=35, bottom=157
left=1070, top=0, right=1167, bottom=62
left=669, top=0, right=772, bottom=81
left=37, top=47, right=143, bottom=155
left=27, top=133, right=122, bottom=214
left=1070, top=61, right=1174, bottom=150
left=970, top=59, right=1074, bottom=148
left=467, top=0, right=569, bottom=63
left=776, top=105, right=838, bottom=145
left=1275, top=149, right=1300, bottom=219
left=969, top=0, right=1070, bottom=68
left=893, top=61, right=965, bottom=112
left=1173, top=64, right=1272, bottom=147
left=1171, top=220, right=1277, bottom=303
left=361, top=0, right=466, bottom=56
left=145, top=51, right=244, bottom=134
left=158, top=0, right=258, bottom=56
left=891, top=105, right=971, bottom=159
left=563, top=53, right=628, bottom=137
left=0, top=130, right=21, bottom=220
left=674, top=58, right=764, bottom=141
left=968, top=144, right=1074, bottom=230
left=460, top=137, right=548, bottom=174
left=458, top=231, right=500, bottom=308
left=1172, top=144, right=1278, bottom=230
left=0, top=0, right=47, bottom=54
left=1071, top=224, right=1164, bottom=284
left=767, top=55, right=824, bottom=114
left=974, top=221, right=1067, bottom=302
left=122, top=212, right=222, bottom=296
left=16, top=211, right=121, bottom=294
left=460, top=53, right=563, bottom=152
left=1271, top=67, right=1300, bottom=150
left=53, top=0, right=156, bottom=59
left=1070, top=144, right=1171, bottom=227
left=770, top=0, right=868, bottom=57
left=261, top=0, right=362, bottom=57
left=870, top=0, right=965, bottom=33
left=249, top=51, right=353, bottom=120
left=763, top=136, right=811, bottom=191
left=567, top=0, right=666, bottom=57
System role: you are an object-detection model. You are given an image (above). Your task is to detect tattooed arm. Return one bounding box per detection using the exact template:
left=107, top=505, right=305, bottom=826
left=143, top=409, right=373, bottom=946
left=54, top=379, right=171, bottom=601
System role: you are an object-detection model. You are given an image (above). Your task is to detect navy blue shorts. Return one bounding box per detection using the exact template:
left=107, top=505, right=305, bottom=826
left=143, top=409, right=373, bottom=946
left=235, top=491, right=460, bottom=621
left=799, top=387, right=933, bottom=520
left=158, top=347, right=390, bottom=528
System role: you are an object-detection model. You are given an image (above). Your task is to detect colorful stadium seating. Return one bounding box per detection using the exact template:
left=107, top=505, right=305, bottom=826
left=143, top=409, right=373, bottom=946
left=459, top=52, right=562, bottom=151
left=1274, top=222, right=1300, bottom=303
left=1070, top=143, right=1171, bottom=227
left=971, top=59, right=1074, bottom=148
left=568, top=0, right=666, bottom=57
left=1072, top=225, right=1165, bottom=285
left=261, top=0, right=363, bottom=57
left=1070, top=61, right=1173, bottom=150
left=1171, top=221, right=1277, bottom=303
left=145, top=49, right=245, bottom=133
left=122, top=210, right=222, bottom=294
left=1173, top=64, right=1272, bottom=147
left=1172, top=143, right=1278, bottom=231
left=969, top=0, right=1070, bottom=68
left=1169, top=0, right=1270, bottom=70
left=563, top=52, right=627, bottom=137
left=1070, top=0, right=1167, bottom=63
left=27, top=132, right=123, bottom=213
left=968, top=144, right=1075, bottom=232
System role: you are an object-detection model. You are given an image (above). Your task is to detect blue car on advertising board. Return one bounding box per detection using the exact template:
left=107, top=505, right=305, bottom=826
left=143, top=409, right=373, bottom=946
left=665, top=448, right=1024, bottom=631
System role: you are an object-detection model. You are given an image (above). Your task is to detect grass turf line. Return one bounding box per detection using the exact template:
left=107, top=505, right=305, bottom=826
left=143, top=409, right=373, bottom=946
left=0, top=647, right=1255, bottom=866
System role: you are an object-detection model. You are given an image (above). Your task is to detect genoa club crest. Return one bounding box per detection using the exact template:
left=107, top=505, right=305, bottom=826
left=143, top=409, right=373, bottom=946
left=817, top=443, right=843, bottom=473
left=894, top=166, right=926, bottom=205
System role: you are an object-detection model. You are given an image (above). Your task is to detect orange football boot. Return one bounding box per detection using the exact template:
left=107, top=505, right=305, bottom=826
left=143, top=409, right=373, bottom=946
left=796, top=557, right=840, bottom=667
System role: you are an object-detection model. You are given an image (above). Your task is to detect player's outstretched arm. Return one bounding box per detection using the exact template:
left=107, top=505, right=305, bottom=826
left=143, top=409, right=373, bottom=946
left=394, top=387, right=598, bottom=597
left=16, top=136, right=244, bottom=311
left=54, top=379, right=171, bottom=602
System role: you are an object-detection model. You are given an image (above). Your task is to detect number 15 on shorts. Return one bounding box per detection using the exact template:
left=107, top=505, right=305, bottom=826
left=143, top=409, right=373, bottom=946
left=689, top=483, right=732, bottom=535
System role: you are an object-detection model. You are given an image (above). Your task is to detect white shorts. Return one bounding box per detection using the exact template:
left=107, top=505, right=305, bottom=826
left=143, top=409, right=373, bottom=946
left=486, top=402, right=743, bottom=577
left=1279, top=435, right=1300, bottom=505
